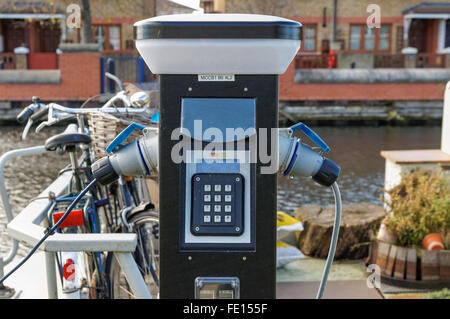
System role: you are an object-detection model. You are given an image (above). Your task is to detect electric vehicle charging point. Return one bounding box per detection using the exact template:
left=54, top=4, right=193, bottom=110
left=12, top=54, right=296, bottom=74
left=92, top=13, right=341, bottom=299
left=133, top=14, right=303, bottom=299
left=134, top=14, right=302, bottom=299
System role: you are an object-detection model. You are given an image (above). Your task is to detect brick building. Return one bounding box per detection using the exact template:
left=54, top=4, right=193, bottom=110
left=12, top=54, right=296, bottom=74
left=0, top=0, right=201, bottom=69
left=0, top=0, right=201, bottom=114
left=1, top=0, right=450, bottom=121
left=200, top=0, right=450, bottom=120
left=209, top=0, right=450, bottom=68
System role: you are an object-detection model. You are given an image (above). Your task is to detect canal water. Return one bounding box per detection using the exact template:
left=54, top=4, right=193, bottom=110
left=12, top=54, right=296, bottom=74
left=278, top=125, right=442, bottom=214
left=0, top=125, right=442, bottom=257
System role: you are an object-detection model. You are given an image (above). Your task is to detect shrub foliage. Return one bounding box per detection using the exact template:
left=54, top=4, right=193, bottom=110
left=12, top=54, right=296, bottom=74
left=383, top=169, right=450, bottom=247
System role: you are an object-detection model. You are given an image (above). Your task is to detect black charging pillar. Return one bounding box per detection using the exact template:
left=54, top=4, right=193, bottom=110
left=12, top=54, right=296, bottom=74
left=159, top=75, right=277, bottom=298
left=134, top=14, right=302, bottom=299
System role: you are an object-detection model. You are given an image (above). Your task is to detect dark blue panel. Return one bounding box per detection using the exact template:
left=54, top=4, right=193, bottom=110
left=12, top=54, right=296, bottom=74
left=181, top=98, right=256, bottom=142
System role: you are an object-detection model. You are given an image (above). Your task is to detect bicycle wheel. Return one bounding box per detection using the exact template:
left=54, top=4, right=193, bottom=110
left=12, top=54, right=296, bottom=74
left=105, top=210, right=159, bottom=299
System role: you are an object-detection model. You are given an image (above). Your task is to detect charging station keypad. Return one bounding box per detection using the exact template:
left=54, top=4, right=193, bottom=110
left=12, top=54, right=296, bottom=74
left=191, top=173, right=244, bottom=236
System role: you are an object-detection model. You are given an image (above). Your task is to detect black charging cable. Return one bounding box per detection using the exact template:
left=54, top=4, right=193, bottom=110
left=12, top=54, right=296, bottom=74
left=0, top=179, right=97, bottom=286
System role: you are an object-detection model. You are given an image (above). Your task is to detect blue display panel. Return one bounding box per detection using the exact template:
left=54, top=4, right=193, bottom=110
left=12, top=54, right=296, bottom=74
left=181, top=98, right=256, bottom=142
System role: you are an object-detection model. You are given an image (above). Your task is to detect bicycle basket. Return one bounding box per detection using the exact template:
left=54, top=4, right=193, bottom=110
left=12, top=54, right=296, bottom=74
left=87, top=111, right=156, bottom=160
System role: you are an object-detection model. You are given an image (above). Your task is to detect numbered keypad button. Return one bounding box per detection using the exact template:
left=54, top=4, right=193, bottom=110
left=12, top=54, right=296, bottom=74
left=191, top=173, right=244, bottom=235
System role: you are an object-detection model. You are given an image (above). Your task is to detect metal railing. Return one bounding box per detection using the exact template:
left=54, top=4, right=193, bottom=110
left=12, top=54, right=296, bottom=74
left=0, top=146, right=47, bottom=283
left=0, top=147, right=151, bottom=299
left=416, top=53, right=446, bottom=68
left=296, top=52, right=448, bottom=69
left=0, top=53, right=16, bottom=70
left=374, top=53, right=405, bottom=68
left=295, top=53, right=337, bottom=69
left=100, top=53, right=157, bottom=93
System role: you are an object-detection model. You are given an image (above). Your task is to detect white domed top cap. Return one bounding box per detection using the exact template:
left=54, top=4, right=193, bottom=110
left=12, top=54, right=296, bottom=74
left=134, top=13, right=297, bottom=25
left=134, top=13, right=302, bottom=75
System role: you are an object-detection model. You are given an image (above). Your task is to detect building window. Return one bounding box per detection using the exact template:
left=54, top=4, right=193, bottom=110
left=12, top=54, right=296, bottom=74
left=303, top=25, right=317, bottom=51
left=200, top=0, right=214, bottom=13
left=445, top=20, right=450, bottom=48
left=93, top=25, right=121, bottom=51
left=350, top=25, right=362, bottom=50
left=364, top=27, right=375, bottom=50
left=349, top=24, right=390, bottom=51
left=379, top=26, right=390, bottom=50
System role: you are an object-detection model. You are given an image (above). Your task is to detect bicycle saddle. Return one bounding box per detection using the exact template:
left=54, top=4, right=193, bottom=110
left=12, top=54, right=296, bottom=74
left=45, top=124, right=91, bottom=151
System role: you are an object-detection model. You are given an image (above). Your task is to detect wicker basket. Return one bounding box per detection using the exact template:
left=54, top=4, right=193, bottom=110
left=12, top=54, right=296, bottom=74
left=87, top=111, right=156, bottom=160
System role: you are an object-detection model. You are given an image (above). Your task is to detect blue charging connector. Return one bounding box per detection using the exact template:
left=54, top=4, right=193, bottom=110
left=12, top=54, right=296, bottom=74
left=290, top=122, right=330, bottom=154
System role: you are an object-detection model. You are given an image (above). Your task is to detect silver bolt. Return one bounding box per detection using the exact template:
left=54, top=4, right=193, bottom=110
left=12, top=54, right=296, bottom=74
left=188, top=87, right=193, bottom=92
left=195, top=226, right=200, bottom=231
left=188, top=256, right=192, bottom=261
left=195, top=177, right=200, bottom=182
left=242, top=256, right=247, bottom=261
left=244, top=87, right=248, bottom=92
left=236, top=177, right=240, bottom=182
left=235, top=227, right=240, bottom=232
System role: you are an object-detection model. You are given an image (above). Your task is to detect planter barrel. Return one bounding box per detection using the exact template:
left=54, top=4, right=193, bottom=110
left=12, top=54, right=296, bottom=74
left=371, top=239, right=450, bottom=284
left=421, top=250, right=440, bottom=281
left=375, top=241, right=391, bottom=273
left=385, top=245, right=397, bottom=277
left=393, top=246, right=407, bottom=279
left=406, top=248, right=417, bottom=280
left=440, top=250, right=450, bottom=280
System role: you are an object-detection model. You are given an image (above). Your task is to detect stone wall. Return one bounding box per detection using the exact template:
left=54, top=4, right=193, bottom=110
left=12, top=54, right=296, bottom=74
left=279, top=58, right=447, bottom=102
left=337, top=52, right=374, bottom=69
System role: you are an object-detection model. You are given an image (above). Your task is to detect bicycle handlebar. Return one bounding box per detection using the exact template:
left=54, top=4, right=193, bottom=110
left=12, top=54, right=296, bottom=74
left=34, top=102, right=150, bottom=134
left=16, top=106, right=34, bottom=124
left=47, top=103, right=148, bottom=115
left=105, top=72, right=125, bottom=91
left=19, top=76, right=151, bottom=139
left=30, top=106, right=49, bottom=121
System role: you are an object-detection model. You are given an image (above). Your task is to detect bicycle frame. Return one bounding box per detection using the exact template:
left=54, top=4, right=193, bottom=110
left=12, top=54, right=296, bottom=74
left=0, top=147, right=151, bottom=299
left=8, top=81, right=157, bottom=298
left=48, top=195, right=102, bottom=299
left=6, top=169, right=151, bottom=299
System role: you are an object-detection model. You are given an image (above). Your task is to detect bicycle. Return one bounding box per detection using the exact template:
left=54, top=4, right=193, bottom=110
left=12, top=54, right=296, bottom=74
left=16, top=77, right=160, bottom=298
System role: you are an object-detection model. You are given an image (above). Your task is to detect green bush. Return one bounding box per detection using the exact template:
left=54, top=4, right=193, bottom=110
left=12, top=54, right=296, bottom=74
left=382, top=169, right=450, bottom=248
left=423, top=288, right=450, bottom=299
